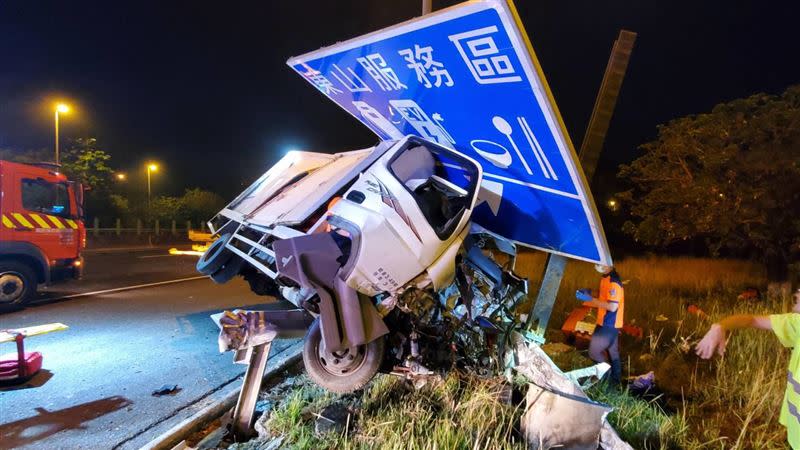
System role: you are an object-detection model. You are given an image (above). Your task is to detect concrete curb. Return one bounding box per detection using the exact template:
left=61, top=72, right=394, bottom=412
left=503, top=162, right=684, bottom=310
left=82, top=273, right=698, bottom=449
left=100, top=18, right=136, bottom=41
left=139, top=342, right=303, bottom=450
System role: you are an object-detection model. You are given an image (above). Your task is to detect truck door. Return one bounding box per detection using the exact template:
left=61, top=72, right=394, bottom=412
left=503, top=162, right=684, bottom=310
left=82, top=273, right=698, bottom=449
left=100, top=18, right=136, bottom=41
left=10, top=168, right=79, bottom=260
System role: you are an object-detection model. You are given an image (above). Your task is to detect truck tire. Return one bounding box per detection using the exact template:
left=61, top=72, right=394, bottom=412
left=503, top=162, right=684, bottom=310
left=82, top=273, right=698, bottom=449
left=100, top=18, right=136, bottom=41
left=209, top=256, right=245, bottom=284
left=303, top=318, right=384, bottom=393
left=196, top=233, right=234, bottom=275
left=0, top=261, right=36, bottom=308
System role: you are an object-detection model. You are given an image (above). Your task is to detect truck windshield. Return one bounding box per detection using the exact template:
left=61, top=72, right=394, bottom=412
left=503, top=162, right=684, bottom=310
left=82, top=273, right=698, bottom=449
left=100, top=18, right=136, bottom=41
left=389, top=143, right=478, bottom=239
left=21, top=178, right=72, bottom=218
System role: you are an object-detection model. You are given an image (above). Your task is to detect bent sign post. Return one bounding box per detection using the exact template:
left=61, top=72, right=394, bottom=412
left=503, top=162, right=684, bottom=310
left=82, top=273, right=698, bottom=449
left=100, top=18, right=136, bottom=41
left=287, top=0, right=611, bottom=266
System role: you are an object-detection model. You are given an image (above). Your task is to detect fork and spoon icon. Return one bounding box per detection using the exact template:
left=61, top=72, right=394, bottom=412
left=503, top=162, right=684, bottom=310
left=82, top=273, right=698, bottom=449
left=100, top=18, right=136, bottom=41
left=470, top=116, right=558, bottom=180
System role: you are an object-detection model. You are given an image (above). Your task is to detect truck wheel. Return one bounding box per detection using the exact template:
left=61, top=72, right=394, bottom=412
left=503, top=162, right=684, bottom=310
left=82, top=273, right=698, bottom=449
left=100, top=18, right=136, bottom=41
left=209, top=257, right=245, bottom=284
left=0, top=261, right=36, bottom=308
left=196, top=233, right=233, bottom=275
left=303, top=318, right=384, bottom=393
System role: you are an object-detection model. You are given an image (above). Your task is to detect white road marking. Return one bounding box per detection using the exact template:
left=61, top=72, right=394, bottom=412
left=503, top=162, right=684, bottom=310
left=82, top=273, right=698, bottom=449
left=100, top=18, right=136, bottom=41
left=46, top=276, right=209, bottom=301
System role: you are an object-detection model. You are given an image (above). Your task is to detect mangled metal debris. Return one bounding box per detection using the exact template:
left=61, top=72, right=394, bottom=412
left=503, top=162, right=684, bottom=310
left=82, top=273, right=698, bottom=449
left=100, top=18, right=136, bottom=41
left=513, top=334, right=632, bottom=450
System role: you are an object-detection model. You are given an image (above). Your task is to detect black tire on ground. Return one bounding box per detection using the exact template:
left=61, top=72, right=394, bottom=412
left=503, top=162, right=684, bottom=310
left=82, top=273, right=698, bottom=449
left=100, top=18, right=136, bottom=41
left=196, top=233, right=233, bottom=275
left=303, top=318, right=384, bottom=393
left=209, top=256, right=245, bottom=284
left=0, top=261, right=36, bottom=308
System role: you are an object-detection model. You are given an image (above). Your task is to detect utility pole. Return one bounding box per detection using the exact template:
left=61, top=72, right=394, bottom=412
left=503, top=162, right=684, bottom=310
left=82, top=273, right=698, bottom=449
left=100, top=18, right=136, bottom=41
left=422, top=0, right=432, bottom=15
left=527, top=30, right=637, bottom=338
left=579, top=30, right=638, bottom=183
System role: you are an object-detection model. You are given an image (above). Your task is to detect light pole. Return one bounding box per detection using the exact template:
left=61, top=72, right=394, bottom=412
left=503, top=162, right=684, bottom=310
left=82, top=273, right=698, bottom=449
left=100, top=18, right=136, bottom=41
left=54, top=103, right=70, bottom=165
left=146, top=163, right=158, bottom=208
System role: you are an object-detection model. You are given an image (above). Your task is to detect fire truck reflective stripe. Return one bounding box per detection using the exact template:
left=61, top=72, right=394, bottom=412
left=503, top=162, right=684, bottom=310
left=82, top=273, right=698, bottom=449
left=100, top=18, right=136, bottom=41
left=11, top=213, right=34, bottom=228
left=47, top=215, right=66, bottom=229
left=2, top=215, right=14, bottom=228
left=65, top=219, right=78, bottom=229
left=30, top=214, right=52, bottom=229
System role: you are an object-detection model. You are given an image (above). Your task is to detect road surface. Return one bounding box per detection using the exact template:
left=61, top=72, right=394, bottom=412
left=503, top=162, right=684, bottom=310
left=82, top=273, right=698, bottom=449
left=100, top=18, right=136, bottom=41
left=0, top=248, right=298, bottom=449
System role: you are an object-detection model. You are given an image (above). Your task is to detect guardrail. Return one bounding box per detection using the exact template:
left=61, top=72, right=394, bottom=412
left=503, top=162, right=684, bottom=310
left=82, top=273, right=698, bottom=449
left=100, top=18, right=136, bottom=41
left=87, top=218, right=209, bottom=236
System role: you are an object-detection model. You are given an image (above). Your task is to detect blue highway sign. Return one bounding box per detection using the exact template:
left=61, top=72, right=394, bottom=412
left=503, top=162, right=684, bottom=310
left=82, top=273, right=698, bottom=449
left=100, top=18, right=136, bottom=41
left=287, top=0, right=611, bottom=265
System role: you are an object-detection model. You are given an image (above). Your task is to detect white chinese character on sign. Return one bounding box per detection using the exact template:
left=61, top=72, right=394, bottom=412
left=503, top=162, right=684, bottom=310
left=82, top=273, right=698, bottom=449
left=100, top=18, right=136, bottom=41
left=398, top=45, right=454, bottom=88
left=448, top=26, right=522, bottom=84
left=356, top=53, right=407, bottom=91
left=299, top=63, right=342, bottom=95
left=389, top=99, right=455, bottom=145
left=332, top=64, right=372, bottom=93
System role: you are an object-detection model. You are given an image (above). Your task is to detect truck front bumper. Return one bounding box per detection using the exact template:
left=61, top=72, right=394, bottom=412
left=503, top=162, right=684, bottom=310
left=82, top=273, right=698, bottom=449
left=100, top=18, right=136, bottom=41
left=50, top=257, right=84, bottom=282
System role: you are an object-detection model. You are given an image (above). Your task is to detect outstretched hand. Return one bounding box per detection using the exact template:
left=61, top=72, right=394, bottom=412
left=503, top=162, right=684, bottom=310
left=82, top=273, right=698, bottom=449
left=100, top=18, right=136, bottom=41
left=695, top=324, right=727, bottom=359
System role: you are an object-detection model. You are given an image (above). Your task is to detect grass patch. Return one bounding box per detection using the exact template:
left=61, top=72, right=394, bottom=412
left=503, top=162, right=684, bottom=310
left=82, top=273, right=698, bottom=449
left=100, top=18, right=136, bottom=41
left=516, top=253, right=789, bottom=449
left=236, top=256, right=791, bottom=449
left=251, top=373, right=526, bottom=450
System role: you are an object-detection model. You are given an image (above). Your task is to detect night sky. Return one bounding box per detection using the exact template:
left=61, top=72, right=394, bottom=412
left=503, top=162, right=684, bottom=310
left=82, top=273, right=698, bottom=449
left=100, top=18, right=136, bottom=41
left=1, top=0, right=798, bottom=199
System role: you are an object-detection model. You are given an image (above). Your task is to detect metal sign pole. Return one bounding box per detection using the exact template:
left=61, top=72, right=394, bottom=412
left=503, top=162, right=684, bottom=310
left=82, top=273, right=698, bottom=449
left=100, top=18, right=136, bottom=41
left=526, top=253, right=568, bottom=336
left=527, top=30, right=636, bottom=337
left=222, top=309, right=312, bottom=439
left=231, top=342, right=272, bottom=439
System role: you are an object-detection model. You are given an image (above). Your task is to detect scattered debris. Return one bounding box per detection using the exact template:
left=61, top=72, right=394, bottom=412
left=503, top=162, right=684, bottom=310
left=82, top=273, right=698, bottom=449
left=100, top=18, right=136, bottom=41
left=522, top=383, right=612, bottom=450
left=151, top=384, right=180, bottom=396
left=561, top=306, right=595, bottom=347
left=629, top=371, right=656, bottom=395
left=541, top=342, right=574, bottom=355
left=314, top=402, right=355, bottom=436
left=737, top=287, right=761, bottom=302
left=565, top=362, right=611, bottom=389
left=687, top=304, right=708, bottom=318
left=513, top=334, right=633, bottom=450
left=620, top=324, right=644, bottom=339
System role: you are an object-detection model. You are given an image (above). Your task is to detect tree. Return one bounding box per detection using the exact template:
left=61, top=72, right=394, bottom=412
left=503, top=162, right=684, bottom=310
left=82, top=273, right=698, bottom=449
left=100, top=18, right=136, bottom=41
left=181, top=188, right=225, bottom=223
left=148, top=195, right=186, bottom=223
left=61, top=138, right=114, bottom=192
left=144, top=189, right=224, bottom=224
left=618, top=85, right=800, bottom=280
left=60, top=138, right=117, bottom=222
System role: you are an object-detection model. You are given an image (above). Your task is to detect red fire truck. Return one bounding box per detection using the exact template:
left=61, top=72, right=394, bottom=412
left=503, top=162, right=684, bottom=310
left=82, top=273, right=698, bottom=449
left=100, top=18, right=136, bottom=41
left=0, top=161, right=85, bottom=309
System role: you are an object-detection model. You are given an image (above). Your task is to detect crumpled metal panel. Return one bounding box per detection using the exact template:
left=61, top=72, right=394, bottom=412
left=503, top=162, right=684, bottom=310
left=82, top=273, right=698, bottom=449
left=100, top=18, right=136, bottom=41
left=513, top=334, right=633, bottom=450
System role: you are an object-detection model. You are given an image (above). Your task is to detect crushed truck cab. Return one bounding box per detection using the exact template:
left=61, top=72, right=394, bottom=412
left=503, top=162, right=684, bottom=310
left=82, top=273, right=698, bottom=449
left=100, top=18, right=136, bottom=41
left=202, top=136, right=480, bottom=303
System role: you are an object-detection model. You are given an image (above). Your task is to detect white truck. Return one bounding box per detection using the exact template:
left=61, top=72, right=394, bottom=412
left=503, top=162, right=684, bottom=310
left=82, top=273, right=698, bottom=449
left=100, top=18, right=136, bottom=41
left=199, top=136, right=530, bottom=392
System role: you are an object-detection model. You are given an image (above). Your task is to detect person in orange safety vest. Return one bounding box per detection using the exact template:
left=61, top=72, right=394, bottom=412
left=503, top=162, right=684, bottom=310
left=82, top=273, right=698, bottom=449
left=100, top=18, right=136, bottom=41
left=576, top=264, right=625, bottom=385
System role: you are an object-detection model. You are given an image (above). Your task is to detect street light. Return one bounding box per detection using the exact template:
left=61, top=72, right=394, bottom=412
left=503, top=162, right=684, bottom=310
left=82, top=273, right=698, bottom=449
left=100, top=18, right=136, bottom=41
left=54, top=103, right=70, bottom=165
left=116, top=173, right=127, bottom=181
left=146, top=163, right=159, bottom=208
